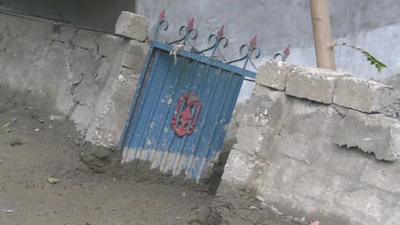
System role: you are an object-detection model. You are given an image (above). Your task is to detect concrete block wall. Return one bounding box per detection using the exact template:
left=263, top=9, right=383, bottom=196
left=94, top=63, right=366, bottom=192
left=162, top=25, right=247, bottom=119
left=0, top=11, right=149, bottom=147
left=212, top=62, right=400, bottom=225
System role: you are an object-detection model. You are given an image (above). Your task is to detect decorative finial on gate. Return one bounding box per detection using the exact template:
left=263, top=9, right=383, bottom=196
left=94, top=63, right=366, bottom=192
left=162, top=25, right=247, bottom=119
left=227, top=35, right=261, bottom=71
left=198, top=25, right=229, bottom=60
left=169, top=17, right=198, bottom=46
left=156, top=9, right=169, bottom=42
left=250, top=35, right=257, bottom=49
left=283, top=44, right=291, bottom=59
left=217, top=25, right=225, bottom=38
left=188, top=17, right=195, bottom=30
left=164, top=17, right=262, bottom=68
left=273, top=44, right=291, bottom=62
left=159, top=9, right=166, bottom=22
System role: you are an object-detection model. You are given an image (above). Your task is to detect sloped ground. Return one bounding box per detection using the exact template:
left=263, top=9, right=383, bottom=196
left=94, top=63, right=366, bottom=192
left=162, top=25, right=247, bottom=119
left=0, top=101, right=212, bottom=225
left=0, top=89, right=306, bottom=225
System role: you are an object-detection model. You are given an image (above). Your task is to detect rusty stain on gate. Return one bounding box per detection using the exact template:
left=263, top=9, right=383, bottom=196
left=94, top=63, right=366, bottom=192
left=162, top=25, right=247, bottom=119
left=120, top=11, right=259, bottom=182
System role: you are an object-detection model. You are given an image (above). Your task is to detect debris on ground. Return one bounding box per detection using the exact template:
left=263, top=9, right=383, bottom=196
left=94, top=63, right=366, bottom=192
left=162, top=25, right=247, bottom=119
left=49, top=114, right=64, bottom=121
left=9, top=137, right=23, bottom=147
left=47, top=177, right=60, bottom=184
left=1, top=122, right=11, bottom=129
left=1, top=118, right=17, bottom=130
left=188, top=219, right=203, bottom=225
left=249, top=205, right=257, bottom=210
left=1, top=209, right=14, bottom=213
left=256, top=195, right=265, bottom=202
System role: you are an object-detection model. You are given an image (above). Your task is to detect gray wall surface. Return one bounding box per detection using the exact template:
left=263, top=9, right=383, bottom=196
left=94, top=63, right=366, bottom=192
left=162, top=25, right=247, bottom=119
left=0, top=12, right=148, bottom=147
left=212, top=63, right=400, bottom=225
left=0, top=0, right=134, bottom=31
left=136, top=0, right=400, bottom=80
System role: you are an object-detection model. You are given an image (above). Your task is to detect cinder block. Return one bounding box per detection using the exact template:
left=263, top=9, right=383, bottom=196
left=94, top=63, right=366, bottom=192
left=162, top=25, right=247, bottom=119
left=293, top=171, right=333, bottom=200
left=360, top=160, right=400, bottom=194
left=334, top=188, right=385, bottom=223
left=260, top=156, right=304, bottom=197
left=26, top=21, right=52, bottom=40
left=333, top=76, right=392, bottom=113
left=334, top=109, right=400, bottom=161
left=222, top=150, right=254, bottom=186
left=115, top=11, right=148, bottom=41
left=121, top=40, right=148, bottom=73
left=285, top=67, right=344, bottom=104
left=0, top=15, right=7, bottom=33
left=59, top=26, right=78, bottom=42
left=71, top=29, right=99, bottom=50
left=97, top=34, right=125, bottom=56
left=256, top=61, right=292, bottom=91
left=233, top=126, right=263, bottom=156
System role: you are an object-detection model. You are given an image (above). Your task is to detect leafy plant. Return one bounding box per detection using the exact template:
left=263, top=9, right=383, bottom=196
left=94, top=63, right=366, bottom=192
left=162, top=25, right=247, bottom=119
left=335, top=42, right=387, bottom=72
left=362, top=50, right=387, bottom=72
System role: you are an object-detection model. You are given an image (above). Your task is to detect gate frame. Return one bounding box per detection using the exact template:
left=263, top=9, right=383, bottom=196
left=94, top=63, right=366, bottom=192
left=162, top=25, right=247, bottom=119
left=119, top=41, right=256, bottom=149
left=118, top=41, right=256, bottom=180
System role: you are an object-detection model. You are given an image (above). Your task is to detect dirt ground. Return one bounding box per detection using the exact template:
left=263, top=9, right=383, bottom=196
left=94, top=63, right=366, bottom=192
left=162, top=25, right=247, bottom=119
left=0, top=102, right=213, bottom=225
left=0, top=89, right=308, bottom=225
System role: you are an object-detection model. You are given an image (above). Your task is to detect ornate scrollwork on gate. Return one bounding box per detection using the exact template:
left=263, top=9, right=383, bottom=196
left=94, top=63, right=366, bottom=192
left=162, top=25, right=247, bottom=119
left=155, top=9, right=263, bottom=69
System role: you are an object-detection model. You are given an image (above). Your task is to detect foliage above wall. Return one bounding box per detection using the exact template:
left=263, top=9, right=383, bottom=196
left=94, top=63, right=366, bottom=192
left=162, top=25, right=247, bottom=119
left=335, top=42, right=387, bottom=72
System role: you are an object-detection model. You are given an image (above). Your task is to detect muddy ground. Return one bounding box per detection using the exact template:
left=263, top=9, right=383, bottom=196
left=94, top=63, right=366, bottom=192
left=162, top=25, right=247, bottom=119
left=0, top=89, right=306, bottom=225
left=0, top=100, right=213, bottom=225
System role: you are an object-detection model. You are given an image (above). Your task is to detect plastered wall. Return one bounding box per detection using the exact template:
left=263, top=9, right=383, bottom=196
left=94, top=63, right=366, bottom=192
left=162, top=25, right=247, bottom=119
left=0, top=11, right=148, bottom=147
left=212, top=62, right=400, bottom=225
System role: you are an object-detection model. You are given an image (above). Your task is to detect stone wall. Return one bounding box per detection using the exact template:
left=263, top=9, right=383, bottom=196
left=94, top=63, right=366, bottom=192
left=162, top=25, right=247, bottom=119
left=0, top=11, right=148, bottom=147
left=212, top=62, right=400, bottom=225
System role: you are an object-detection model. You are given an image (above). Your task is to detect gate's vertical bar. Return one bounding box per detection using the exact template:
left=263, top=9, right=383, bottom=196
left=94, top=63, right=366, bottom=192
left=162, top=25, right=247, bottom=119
left=201, top=73, right=244, bottom=181
left=149, top=57, right=191, bottom=171
left=186, top=68, right=227, bottom=180
left=148, top=58, right=194, bottom=166
left=191, top=71, right=235, bottom=182
left=169, top=63, right=202, bottom=176
left=173, top=63, right=212, bottom=176
left=184, top=66, right=222, bottom=178
left=195, top=72, right=235, bottom=182
left=135, top=55, right=174, bottom=161
left=125, top=50, right=169, bottom=161
left=119, top=44, right=155, bottom=150
left=159, top=59, right=196, bottom=174
left=211, top=74, right=244, bottom=155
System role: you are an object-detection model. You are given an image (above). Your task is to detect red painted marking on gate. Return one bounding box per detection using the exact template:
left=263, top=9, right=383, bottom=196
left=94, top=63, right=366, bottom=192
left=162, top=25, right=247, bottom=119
left=171, top=93, right=202, bottom=137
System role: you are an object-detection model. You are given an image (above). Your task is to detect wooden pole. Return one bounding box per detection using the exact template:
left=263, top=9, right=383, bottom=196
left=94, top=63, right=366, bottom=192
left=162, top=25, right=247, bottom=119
left=310, top=0, right=336, bottom=70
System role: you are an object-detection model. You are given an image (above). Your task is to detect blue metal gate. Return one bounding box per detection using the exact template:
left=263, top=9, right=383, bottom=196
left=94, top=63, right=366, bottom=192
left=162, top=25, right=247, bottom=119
left=120, top=15, right=259, bottom=182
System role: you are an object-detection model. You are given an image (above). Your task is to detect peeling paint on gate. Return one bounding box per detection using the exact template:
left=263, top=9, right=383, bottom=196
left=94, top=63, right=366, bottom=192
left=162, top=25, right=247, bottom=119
left=120, top=41, right=256, bottom=182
